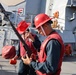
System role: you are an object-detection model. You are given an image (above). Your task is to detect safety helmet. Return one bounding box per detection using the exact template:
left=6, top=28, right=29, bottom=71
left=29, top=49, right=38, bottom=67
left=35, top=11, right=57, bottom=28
left=16, top=21, right=30, bottom=34
left=34, top=13, right=52, bottom=28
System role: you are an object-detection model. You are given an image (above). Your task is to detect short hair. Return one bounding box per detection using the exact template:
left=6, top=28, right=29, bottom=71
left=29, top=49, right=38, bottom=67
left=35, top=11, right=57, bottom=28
left=27, top=28, right=29, bottom=32
left=46, top=20, right=53, bottom=25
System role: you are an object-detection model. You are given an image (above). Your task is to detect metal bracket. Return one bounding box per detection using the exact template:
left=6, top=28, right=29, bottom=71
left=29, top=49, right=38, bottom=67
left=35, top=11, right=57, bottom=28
left=69, top=13, right=75, bottom=21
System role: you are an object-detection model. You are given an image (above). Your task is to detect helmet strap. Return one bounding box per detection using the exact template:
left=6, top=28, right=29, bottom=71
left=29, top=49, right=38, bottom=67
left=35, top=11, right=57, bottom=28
left=41, top=26, right=46, bottom=36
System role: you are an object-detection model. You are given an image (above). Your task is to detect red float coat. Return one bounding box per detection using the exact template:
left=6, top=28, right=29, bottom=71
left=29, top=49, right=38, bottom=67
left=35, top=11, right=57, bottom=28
left=20, top=34, right=37, bottom=57
left=36, top=32, right=64, bottom=75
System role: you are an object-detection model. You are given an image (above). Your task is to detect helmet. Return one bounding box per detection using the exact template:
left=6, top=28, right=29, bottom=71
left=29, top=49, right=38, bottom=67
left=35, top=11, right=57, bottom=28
left=16, top=21, right=30, bottom=34
left=34, top=13, right=52, bottom=28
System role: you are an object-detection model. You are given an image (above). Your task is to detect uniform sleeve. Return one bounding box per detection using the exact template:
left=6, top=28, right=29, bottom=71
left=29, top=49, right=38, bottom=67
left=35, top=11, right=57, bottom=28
left=16, top=42, right=20, bottom=57
left=30, top=39, right=61, bottom=74
left=33, top=35, right=41, bottom=52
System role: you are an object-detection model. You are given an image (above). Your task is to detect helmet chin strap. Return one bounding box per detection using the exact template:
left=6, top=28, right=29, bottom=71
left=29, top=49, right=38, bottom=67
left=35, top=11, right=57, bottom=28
left=41, top=26, right=46, bottom=36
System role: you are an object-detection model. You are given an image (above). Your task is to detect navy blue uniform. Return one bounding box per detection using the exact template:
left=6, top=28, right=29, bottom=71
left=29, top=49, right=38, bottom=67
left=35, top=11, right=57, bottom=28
left=30, top=37, right=61, bottom=74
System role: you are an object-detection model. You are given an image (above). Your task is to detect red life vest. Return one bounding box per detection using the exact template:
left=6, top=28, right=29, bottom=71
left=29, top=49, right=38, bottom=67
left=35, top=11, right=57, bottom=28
left=20, top=34, right=37, bottom=57
left=36, top=32, right=65, bottom=75
left=20, top=40, right=26, bottom=57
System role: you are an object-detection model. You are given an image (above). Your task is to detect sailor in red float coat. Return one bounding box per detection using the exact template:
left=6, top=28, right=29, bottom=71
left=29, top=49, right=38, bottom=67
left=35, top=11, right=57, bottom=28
left=14, top=32, right=41, bottom=75
left=19, top=32, right=41, bottom=75
left=36, top=31, right=64, bottom=75
left=12, top=20, right=41, bottom=75
left=22, top=14, right=65, bottom=75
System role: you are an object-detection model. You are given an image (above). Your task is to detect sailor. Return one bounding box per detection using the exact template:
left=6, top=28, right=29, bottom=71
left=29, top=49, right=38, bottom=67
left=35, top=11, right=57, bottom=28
left=12, top=20, right=41, bottom=75
left=22, top=13, right=65, bottom=75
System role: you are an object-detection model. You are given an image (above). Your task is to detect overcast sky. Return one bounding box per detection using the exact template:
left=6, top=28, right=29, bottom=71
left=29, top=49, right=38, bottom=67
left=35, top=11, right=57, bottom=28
left=0, top=0, right=24, bottom=6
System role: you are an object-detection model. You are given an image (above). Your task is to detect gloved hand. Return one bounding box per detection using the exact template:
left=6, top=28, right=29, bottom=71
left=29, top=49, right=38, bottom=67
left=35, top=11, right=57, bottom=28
left=9, top=59, right=17, bottom=65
